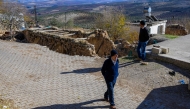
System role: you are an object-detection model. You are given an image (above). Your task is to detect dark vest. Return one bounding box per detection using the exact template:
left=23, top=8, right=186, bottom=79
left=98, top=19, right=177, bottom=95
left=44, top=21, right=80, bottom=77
left=101, top=58, right=119, bottom=82
left=139, top=27, right=150, bottom=42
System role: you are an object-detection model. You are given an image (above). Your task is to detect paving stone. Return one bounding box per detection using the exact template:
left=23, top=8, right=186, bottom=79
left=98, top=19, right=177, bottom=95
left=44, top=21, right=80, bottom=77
left=0, top=40, right=141, bottom=109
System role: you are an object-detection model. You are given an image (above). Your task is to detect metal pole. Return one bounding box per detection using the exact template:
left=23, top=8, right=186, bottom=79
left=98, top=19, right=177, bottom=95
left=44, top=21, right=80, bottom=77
left=65, top=12, right=66, bottom=30
left=34, top=5, right=37, bottom=27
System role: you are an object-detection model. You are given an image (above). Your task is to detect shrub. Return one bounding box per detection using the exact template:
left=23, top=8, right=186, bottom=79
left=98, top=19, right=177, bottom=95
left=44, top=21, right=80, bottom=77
left=0, top=96, right=18, bottom=109
left=95, top=7, right=129, bottom=42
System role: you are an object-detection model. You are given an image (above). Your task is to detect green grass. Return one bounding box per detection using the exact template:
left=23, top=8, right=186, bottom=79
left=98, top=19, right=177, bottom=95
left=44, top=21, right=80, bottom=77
left=119, top=56, right=134, bottom=64
left=164, top=34, right=178, bottom=39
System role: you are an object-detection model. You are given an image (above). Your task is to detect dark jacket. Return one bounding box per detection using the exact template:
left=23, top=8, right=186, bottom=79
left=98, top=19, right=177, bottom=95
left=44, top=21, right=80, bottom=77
left=101, top=57, right=119, bottom=82
left=139, top=27, right=150, bottom=42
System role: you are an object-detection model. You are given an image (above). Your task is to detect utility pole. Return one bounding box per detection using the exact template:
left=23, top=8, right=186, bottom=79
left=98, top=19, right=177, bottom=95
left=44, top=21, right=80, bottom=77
left=34, top=5, right=37, bottom=27
left=65, top=12, right=66, bottom=30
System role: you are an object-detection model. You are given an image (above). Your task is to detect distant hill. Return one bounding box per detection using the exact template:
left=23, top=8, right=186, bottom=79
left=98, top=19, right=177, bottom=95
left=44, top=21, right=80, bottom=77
left=34, top=0, right=189, bottom=18
left=28, top=0, right=190, bottom=29
left=20, top=0, right=170, bottom=7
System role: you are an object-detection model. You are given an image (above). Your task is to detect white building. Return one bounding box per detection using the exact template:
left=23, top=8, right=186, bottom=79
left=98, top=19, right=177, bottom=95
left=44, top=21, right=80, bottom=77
left=129, top=6, right=167, bottom=35
left=144, top=6, right=167, bottom=35
left=147, top=20, right=167, bottom=35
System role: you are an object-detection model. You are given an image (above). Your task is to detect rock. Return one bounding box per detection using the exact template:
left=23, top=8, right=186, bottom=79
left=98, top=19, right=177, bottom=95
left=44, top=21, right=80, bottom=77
left=122, top=41, right=131, bottom=48
left=161, top=47, right=169, bottom=54
left=87, top=30, right=115, bottom=57
left=115, top=40, right=132, bottom=57
left=152, top=47, right=162, bottom=54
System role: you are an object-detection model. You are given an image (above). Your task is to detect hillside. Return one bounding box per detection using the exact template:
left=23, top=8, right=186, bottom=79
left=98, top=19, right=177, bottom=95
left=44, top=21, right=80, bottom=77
left=20, top=0, right=170, bottom=7
left=32, top=0, right=190, bottom=28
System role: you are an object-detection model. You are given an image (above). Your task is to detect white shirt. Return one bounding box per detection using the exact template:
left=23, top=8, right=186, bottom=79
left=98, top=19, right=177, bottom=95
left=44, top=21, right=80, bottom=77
left=141, top=25, right=147, bottom=29
left=111, top=59, right=117, bottom=65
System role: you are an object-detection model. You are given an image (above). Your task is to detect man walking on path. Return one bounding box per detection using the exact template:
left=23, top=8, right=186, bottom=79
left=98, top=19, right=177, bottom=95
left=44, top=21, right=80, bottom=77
left=101, top=50, right=119, bottom=109
left=136, top=20, right=150, bottom=65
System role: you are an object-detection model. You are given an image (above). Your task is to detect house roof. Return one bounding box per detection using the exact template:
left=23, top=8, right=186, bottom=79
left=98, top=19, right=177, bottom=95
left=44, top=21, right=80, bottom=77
left=128, top=15, right=167, bottom=26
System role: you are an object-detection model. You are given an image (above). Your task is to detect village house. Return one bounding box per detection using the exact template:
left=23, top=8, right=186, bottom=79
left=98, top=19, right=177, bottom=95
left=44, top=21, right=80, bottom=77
left=129, top=6, right=167, bottom=35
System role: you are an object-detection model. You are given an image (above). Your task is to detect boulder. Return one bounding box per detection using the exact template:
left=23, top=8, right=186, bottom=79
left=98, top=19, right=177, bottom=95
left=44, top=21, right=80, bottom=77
left=87, top=30, right=115, bottom=57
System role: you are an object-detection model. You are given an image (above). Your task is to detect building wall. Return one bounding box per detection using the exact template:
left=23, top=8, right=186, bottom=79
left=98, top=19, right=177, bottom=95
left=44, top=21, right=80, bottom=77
left=149, top=25, right=158, bottom=34
left=149, top=22, right=166, bottom=35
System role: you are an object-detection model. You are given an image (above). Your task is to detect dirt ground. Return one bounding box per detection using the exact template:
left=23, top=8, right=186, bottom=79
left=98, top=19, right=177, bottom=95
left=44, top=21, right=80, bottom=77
left=89, top=57, right=190, bottom=109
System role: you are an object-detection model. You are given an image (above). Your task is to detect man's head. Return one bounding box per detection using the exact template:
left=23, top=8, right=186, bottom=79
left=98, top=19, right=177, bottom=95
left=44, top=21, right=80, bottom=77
left=140, top=21, right=146, bottom=28
left=111, top=50, right=118, bottom=61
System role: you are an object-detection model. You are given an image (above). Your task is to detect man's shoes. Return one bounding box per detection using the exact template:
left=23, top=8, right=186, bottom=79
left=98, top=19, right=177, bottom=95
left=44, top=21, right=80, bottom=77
left=169, top=71, right=175, bottom=76
left=140, top=61, right=148, bottom=65
left=134, top=58, right=142, bottom=61
left=110, top=105, right=116, bottom=109
left=103, top=98, right=109, bottom=102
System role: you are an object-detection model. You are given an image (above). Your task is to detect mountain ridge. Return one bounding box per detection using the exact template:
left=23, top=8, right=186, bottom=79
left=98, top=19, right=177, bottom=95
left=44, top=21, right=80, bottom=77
left=19, top=0, right=170, bottom=6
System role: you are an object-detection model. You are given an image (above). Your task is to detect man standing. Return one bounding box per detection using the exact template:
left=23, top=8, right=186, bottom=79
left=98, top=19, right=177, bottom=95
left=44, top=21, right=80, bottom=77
left=136, top=20, right=150, bottom=65
left=101, top=50, right=119, bottom=109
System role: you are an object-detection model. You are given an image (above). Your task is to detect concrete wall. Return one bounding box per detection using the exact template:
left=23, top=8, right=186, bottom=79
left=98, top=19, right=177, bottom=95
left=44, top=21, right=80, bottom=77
left=150, top=54, right=190, bottom=71
left=149, top=25, right=158, bottom=34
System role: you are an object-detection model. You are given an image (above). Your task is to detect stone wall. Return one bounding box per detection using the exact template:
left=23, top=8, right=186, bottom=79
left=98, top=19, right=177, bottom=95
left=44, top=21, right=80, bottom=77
left=87, top=30, right=115, bottom=57
left=23, top=29, right=97, bottom=57
left=22, top=29, right=116, bottom=57
left=165, top=24, right=188, bottom=36
left=71, top=29, right=116, bottom=57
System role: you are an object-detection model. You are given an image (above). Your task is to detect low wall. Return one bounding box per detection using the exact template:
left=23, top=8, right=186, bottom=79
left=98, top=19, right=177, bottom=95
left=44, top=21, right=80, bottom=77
left=22, top=29, right=117, bottom=57
left=23, top=29, right=97, bottom=57
left=150, top=54, right=190, bottom=71
left=166, top=24, right=188, bottom=36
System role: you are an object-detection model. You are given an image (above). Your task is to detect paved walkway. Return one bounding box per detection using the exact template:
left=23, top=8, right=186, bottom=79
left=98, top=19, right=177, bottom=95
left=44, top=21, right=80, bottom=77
left=0, top=40, right=141, bottom=109
left=147, top=34, right=190, bottom=70
left=1, top=39, right=190, bottom=109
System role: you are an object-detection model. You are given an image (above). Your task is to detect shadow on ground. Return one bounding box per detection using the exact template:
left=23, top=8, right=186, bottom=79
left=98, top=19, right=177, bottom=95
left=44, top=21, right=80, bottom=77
left=32, top=99, right=110, bottom=109
left=137, top=84, right=190, bottom=109
left=153, top=60, right=190, bottom=78
left=119, top=60, right=138, bottom=68
left=60, top=60, right=138, bottom=74
left=60, top=68, right=101, bottom=74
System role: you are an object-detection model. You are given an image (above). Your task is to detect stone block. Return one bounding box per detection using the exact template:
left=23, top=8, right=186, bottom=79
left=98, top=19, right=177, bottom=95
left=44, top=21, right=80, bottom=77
left=161, top=47, right=169, bottom=54
left=152, top=47, right=162, bottom=54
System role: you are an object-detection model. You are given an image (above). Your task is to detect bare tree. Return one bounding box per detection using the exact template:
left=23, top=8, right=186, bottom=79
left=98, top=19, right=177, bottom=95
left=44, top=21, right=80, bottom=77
left=0, top=1, right=27, bottom=39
